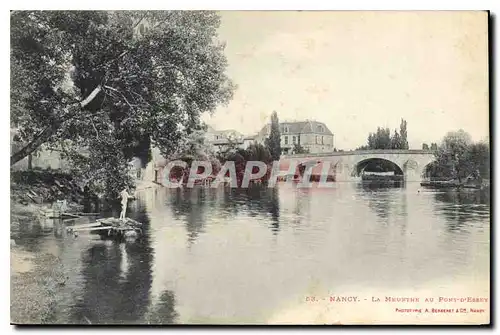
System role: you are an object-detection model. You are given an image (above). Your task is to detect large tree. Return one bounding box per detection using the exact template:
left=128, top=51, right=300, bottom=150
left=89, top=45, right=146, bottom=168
left=399, top=118, right=409, bottom=149
left=426, top=130, right=477, bottom=182
left=11, top=11, right=234, bottom=196
left=265, top=111, right=281, bottom=161
left=424, top=131, right=489, bottom=182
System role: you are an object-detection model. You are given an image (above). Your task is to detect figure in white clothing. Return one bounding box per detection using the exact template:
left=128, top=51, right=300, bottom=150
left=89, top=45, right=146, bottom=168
left=119, top=188, right=134, bottom=221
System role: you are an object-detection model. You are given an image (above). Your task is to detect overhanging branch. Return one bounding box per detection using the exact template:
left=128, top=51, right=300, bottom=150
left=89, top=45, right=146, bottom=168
left=80, top=85, right=102, bottom=108
left=11, top=83, right=105, bottom=166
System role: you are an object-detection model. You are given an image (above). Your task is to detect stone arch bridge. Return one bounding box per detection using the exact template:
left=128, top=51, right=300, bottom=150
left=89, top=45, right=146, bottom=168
left=281, top=150, right=435, bottom=182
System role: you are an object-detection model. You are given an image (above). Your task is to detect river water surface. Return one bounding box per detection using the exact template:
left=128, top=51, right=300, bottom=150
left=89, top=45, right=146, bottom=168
left=12, top=182, right=490, bottom=324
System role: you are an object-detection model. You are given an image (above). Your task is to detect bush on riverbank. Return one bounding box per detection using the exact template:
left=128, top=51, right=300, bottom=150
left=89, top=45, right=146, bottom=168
left=162, top=143, right=275, bottom=187
left=218, top=144, right=273, bottom=186
left=11, top=168, right=85, bottom=205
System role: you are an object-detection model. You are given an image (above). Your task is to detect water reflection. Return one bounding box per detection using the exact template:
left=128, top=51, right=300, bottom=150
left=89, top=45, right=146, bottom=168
left=168, top=188, right=209, bottom=245
left=242, top=186, right=280, bottom=233
left=433, top=190, right=490, bottom=232
left=11, top=182, right=489, bottom=325
left=357, top=183, right=404, bottom=220
left=13, top=217, right=62, bottom=252
left=70, top=201, right=158, bottom=324
left=291, top=188, right=311, bottom=227
left=145, top=290, right=178, bottom=324
left=165, top=186, right=281, bottom=239
left=356, top=182, right=409, bottom=236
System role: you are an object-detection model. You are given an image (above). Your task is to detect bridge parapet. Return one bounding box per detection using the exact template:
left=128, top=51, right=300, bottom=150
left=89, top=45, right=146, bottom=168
left=284, top=149, right=435, bottom=159
left=280, top=149, right=436, bottom=182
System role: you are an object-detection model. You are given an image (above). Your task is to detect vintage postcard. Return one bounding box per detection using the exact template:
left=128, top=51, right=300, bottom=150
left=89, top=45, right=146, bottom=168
left=10, top=10, right=490, bottom=325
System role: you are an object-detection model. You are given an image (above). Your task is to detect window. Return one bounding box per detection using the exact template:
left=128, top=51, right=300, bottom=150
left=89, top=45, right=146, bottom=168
left=321, top=136, right=324, bottom=144
left=316, top=136, right=319, bottom=144
left=317, top=125, right=324, bottom=133
left=284, top=136, right=289, bottom=145
left=292, top=136, right=296, bottom=144
left=284, top=126, right=289, bottom=133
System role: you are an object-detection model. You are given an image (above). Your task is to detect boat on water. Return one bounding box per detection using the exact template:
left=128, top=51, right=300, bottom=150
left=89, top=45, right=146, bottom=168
left=420, top=180, right=459, bottom=188
left=361, top=171, right=404, bottom=187
left=420, top=179, right=490, bottom=191
left=361, top=174, right=404, bottom=182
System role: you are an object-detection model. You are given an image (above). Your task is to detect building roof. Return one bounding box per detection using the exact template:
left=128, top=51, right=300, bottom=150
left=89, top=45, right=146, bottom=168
left=211, top=138, right=244, bottom=145
left=257, top=120, right=333, bottom=136
left=211, top=129, right=244, bottom=138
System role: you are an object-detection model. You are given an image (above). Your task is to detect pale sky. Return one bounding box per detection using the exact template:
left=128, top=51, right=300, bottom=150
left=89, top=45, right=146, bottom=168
left=202, top=11, right=489, bottom=150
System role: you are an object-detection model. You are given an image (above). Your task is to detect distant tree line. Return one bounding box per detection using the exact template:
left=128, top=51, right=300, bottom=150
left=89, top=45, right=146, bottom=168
left=421, top=143, right=438, bottom=151
left=356, top=119, right=409, bottom=150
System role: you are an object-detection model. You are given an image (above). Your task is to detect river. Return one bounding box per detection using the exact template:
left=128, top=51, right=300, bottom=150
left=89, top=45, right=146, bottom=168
left=11, top=182, right=490, bottom=325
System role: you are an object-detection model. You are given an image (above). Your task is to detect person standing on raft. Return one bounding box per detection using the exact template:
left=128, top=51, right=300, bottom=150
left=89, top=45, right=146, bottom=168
left=119, top=188, right=134, bottom=221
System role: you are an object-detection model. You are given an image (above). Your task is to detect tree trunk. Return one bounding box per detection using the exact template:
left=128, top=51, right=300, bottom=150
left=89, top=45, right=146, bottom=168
left=27, top=154, right=32, bottom=170
left=10, top=121, right=60, bottom=166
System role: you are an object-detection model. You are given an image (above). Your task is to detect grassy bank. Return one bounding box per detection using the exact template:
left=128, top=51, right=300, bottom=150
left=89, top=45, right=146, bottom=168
left=11, top=246, right=71, bottom=324
left=10, top=202, right=71, bottom=324
left=10, top=169, right=82, bottom=324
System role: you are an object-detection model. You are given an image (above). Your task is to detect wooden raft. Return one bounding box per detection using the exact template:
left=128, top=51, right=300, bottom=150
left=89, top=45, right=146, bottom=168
left=66, top=217, right=143, bottom=240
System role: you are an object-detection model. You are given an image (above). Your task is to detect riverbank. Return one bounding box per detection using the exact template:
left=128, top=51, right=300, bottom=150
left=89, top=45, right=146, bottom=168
left=11, top=243, right=72, bottom=324
left=10, top=169, right=85, bottom=324
left=11, top=201, right=71, bottom=324
left=11, top=169, right=85, bottom=218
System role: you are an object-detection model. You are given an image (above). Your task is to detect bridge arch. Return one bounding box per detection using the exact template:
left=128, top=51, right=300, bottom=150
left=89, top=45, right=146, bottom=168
left=351, top=158, right=404, bottom=177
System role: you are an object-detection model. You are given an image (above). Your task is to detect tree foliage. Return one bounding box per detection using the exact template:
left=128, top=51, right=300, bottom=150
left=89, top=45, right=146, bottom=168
left=390, top=130, right=402, bottom=149
left=466, top=141, right=490, bottom=180
left=11, top=11, right=234, bottom=197
left=399, top=118, right=409, bottom=149
left=216, top=143, right=273, bottom=186
left=424, top=130, right=489, bottom=182
left=293, top=143, right=309, bottom=154
left=265, top=111, right=281, bottom=160
left=357, top=119, right=409, bottom=150
left=366, top=127, right=391, bottom=149
left=245, top=143, right=273, bottom=163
